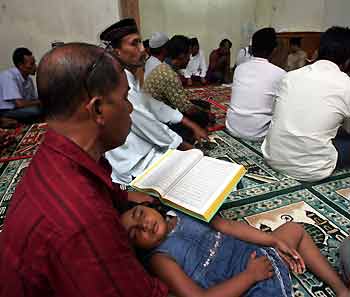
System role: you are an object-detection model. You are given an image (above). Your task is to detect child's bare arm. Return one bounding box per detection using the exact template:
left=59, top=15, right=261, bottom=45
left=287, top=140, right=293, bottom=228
left=149, top=252, right=273, bottom=297
left=210, top=216, right=304, bottom=272
left=210, top=216, right=276, bottom=246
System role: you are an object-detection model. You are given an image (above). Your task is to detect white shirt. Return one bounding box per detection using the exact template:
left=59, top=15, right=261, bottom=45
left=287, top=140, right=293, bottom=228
left=106, top=70, right=183, bottom=184
left=225, top=57, right=286, bottom=140
left=0, top=67, right=37, bottom=110
left=235, top=47, right=252, bottom=65
left=183, top=50, right=207, bottom=78
left=262, top=60, right=350, bottom=182
left=144, top=56, right=162, bottom=79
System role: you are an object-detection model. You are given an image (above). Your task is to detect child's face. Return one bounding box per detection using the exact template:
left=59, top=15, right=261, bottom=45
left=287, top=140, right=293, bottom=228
left=121, top=205, right=169, bottom=249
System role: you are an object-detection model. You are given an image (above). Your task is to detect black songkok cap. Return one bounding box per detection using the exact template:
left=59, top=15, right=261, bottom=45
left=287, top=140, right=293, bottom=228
left=100, top=18, right=139, bottom=48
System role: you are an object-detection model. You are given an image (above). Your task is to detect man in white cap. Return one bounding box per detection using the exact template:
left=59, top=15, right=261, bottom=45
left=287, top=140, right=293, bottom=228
left=144, top=32, right=169, bottom=79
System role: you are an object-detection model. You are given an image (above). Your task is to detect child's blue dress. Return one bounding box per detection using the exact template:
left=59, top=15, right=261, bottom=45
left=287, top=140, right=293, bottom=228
left=151, top=211, right=292, bottom=297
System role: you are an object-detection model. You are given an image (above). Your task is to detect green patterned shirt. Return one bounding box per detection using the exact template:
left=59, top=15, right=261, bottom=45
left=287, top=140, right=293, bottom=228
left=143, top=63, right=193, bottom=113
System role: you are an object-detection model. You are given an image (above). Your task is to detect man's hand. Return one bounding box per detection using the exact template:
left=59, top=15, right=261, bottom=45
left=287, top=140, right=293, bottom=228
left=181, top=117, right=209, bottom=144
left=178, top=141, right=194, bottom=151
left=187, top=78, right=193, bottom=86
left=274, top=239, right=305, bottom=274
left=192, top=123, right=208, bottom=144
left=200, top=77, right=207, bottom=85
left=246, top=251, right=274, bottom=282
left=15, top=99, right=41, bottom=108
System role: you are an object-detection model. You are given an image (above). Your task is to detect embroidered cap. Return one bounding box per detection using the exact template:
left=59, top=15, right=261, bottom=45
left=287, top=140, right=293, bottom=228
left=100, top=18, right=139, bottom=48
left=149, top=32, right=169, bottom=49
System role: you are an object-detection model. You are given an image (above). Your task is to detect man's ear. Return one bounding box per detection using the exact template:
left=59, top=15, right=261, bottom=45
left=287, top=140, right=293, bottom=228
left=342, top=59, right=350, bottom=74
left=85, top=96, right=105, bottom=125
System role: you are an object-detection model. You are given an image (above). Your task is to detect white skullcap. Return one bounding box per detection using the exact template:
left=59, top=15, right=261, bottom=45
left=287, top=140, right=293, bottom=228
left=149, top=32, right=169, bottom=48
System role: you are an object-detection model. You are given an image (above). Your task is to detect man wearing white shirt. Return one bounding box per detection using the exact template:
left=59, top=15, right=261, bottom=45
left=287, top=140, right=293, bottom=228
left=144, top=32, right=168, bottom=79
left=100, top=19, right=206, bottom=184
left=182, top=38, right=207, bottom=86
left=262, top=27, right=350, bottom=182
left=226, top=27, right=285, bottom=141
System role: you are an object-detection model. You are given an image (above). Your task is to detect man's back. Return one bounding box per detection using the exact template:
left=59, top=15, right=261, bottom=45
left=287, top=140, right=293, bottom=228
left=226, top=57, right=285, bottom=140
left=144, top=63, right=193, bottom=113
left=262, top=60, right=350, bottom=181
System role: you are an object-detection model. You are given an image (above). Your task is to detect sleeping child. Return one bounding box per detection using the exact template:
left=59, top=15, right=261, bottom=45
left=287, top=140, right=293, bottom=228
left=120, top=202, right=349, bottom=297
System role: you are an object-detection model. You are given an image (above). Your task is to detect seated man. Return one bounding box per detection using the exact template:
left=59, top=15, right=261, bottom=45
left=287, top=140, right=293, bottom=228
left=0, top=48, right=41, bottom=122
left=226, top=27, right=286, bottom=140
left=144, top=35, right=211, bottom=142
left=235, top=45, right=252, bottom=66
left=181, top=37, right=207, bottom=86
left=0, top=43, right=168, bottom=297
left=206, top=39, right=232, bottom=84
left=144, top=32, right=169, bottom=79
left=286, top=37, right=307, bottom=71
left=100, top=19, right=206, bottom=183
left=262, top=27, right=350, bottom=182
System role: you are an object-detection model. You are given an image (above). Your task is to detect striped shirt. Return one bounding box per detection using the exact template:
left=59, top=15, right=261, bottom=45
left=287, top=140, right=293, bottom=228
left=0, top=129, right=167, bottom=297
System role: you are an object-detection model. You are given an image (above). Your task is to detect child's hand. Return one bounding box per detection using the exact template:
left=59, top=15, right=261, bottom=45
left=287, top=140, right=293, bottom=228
left=246, top=251, right=274, bottom=282
left=274, top=239, right=305, bottom=274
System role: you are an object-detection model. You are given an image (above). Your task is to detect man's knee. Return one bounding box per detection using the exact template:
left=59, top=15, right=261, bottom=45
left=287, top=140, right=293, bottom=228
left=340, top=237, right=350, bottom=282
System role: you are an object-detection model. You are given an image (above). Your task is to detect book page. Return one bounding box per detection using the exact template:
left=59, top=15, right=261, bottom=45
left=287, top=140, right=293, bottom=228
left=134, top=149, right=203, bottom=195
left=165, top=157, right=242, bottom=214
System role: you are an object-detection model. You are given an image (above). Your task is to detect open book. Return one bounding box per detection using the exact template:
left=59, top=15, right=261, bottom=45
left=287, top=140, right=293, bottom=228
left=131, top=149, right=246, bottom=222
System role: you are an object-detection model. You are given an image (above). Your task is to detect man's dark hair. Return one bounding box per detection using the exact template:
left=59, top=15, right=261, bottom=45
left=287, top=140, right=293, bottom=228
left=251, top=27, right=277, bottom=58
left=150, top=46, right=163, bottom=56
left=166, top=35, right=190, bottom=59
left=318, top=26, right=350, bottom=66
left=37, top=43, right=123, bottom=119
left=219, top=39, right=232, bottom=48
left=290, top=37, right=302, bottom=47
left=12, top=48, right=32, bottom=67
left=143, top=39, right=149, bottom=49
left=190, top=38, right=199, bottom=48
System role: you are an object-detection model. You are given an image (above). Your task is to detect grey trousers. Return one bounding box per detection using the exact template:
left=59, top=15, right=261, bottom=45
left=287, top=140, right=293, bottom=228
left=340, top=237, right=350, bottom=284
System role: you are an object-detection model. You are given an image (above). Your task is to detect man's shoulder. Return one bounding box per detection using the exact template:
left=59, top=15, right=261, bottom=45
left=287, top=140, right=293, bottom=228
left=148, top=63, right=176, bottom=81
left=259, top=60, right=286, bottom=76
left=0, top=67, right=18, bottom=81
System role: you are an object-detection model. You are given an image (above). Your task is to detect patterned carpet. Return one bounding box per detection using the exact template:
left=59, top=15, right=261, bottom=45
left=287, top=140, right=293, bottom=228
left=1, top=88, right=350, bottom=295
left=186, top=85, right=231, bottom=129
left=0, top=123, right=47, bottom=163
left=194, top=130, right=350, bottom=297
left=0, top=123, right=47, bottom=227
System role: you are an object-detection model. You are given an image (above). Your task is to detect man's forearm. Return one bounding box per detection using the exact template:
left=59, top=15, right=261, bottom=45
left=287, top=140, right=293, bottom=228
left=15, top=99, right=40, bottom=108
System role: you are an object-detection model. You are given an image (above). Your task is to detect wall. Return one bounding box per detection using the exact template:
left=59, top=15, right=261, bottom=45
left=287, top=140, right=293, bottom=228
left=0, top=0, right=120, bottom=70
left=139, top=0, right=257, bottom=64
left=323, top=0, right=350, bottom=29
left=269, top=0, right=324, bottom=32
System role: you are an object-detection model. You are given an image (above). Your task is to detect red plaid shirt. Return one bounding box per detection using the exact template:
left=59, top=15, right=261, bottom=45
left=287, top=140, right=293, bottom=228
left=0, top=129, right=167, bottom=297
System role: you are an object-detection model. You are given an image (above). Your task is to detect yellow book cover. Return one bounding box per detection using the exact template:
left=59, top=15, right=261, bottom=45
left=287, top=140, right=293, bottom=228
left=131, top=149, right=246, bottom=222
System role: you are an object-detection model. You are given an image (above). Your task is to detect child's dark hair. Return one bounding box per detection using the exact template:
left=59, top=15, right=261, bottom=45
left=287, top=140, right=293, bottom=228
left=121, top=199, right=170, bottom=219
